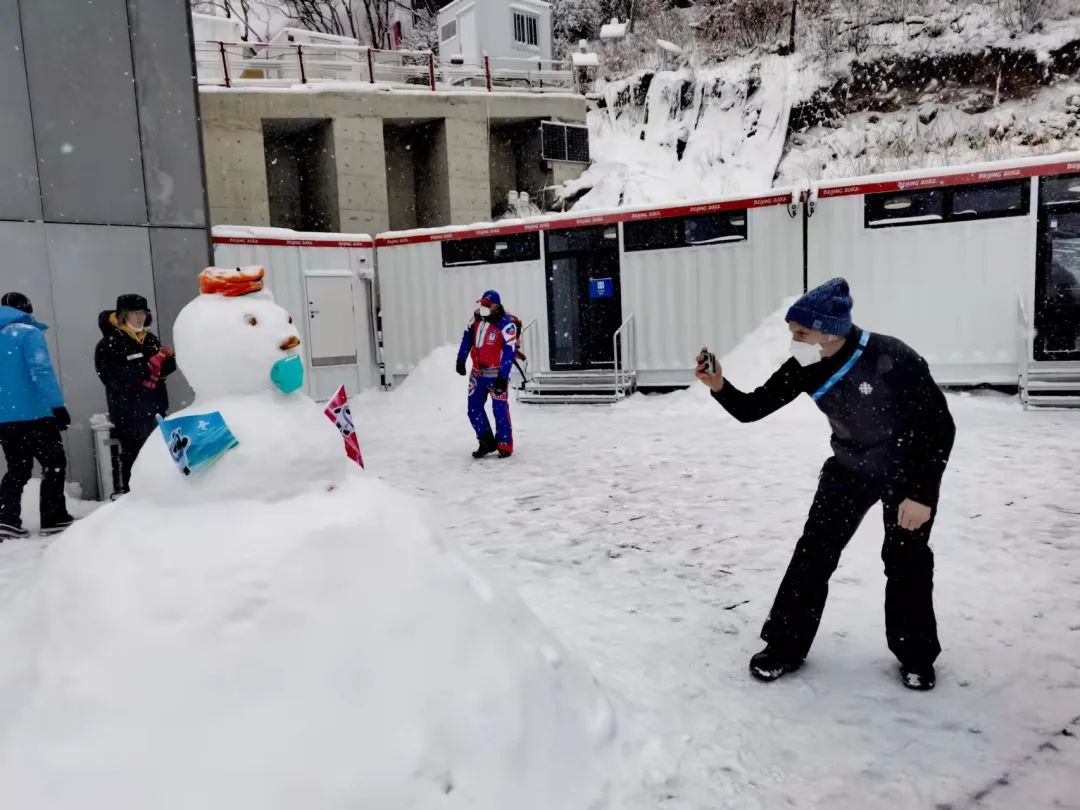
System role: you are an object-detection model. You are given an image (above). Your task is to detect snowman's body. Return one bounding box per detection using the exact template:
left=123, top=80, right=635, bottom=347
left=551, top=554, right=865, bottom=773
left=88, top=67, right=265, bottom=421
left=0, top=273, right=614, bottom=810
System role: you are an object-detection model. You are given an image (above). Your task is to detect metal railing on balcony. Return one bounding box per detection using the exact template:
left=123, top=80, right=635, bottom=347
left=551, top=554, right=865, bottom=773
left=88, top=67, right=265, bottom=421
left=194, top=41, right=578, bottom=94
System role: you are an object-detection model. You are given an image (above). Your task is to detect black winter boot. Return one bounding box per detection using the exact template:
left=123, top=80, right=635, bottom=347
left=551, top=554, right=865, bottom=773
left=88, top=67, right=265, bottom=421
left=899, top=664, right=936, bottom=691
left=749, top=645, right=803, bottom=682
left=40, top=515, right=76, bottom=536
left=0, top=520, right=30, bottom=540
left=472, top=433, right=498, bottom=459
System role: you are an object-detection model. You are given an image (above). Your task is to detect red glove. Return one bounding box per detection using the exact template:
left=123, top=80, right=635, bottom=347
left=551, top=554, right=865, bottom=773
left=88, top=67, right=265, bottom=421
left=143, top=350, right=171, bottom=390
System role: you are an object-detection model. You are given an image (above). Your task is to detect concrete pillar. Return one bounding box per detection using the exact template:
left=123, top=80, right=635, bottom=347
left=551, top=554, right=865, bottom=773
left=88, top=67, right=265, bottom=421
left=333, top=118, right=390, bottom=236
left=202, top=123, right=270, bottom=227
left=445, top=118, right=492, bottom=225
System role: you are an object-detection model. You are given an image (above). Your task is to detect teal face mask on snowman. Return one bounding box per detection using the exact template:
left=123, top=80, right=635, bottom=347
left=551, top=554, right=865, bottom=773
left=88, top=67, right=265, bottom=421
left=270, top=355, right=304, bottom=394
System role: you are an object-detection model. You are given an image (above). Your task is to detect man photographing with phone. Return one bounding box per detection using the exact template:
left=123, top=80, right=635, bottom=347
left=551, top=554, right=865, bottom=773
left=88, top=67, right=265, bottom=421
left=695, top=278, right=955, bottom=691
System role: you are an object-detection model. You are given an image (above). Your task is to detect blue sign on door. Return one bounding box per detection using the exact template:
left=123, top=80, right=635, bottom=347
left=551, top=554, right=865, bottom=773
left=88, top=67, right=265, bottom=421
left=589, top=278, right=614, bottom=299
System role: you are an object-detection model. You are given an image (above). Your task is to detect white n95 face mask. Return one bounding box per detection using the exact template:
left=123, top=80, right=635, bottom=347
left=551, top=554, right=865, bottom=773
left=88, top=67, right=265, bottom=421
left=478, top=306, right=492, bottom=317
left=790, top=340, right=824, bottom=367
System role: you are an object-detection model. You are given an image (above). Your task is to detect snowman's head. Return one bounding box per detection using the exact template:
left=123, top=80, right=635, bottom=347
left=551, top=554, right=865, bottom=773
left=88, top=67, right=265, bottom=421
left=173, top=269, right=304, bottom=400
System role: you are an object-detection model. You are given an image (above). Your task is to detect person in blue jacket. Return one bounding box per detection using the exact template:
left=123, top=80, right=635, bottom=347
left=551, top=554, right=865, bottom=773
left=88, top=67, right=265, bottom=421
left=0, top=292, right=75, bottom=539
left=456, top=290, right=517, bottom=458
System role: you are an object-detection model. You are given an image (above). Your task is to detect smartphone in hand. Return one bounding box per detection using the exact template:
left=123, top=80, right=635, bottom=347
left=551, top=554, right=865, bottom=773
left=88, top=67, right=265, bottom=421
left=700, top=347, right=717, bottom=376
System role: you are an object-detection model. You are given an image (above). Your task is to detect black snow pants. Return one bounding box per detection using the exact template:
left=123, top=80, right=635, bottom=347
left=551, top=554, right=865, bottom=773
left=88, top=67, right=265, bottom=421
left=0, top=418, right=69, bottom=528
left=761, top=457, right=942, bottom=668
left=112, top=420, right=155, bottom=494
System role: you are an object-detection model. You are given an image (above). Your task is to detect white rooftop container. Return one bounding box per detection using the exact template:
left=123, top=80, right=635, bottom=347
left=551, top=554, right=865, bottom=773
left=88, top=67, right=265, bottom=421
left=438, top=0, right=553, bottom=66
left=191, top=12, right=244, bottom=44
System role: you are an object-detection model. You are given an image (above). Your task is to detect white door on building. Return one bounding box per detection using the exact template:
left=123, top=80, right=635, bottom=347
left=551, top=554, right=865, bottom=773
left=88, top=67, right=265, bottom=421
left=304, top=272, right=359, bottom=400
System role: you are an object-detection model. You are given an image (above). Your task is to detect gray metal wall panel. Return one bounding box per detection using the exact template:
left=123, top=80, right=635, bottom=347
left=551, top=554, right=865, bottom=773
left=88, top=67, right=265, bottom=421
left=21, top=0, right=147, bottom=225
left=149, top=226, right=210, bottom=411
left=44, top=224, right=155, bottom=498
left=0, top=221, right=59, bottom=371
left=0, top=0, right=41, bottom=220
left=127, top=0, right=208, bottom=228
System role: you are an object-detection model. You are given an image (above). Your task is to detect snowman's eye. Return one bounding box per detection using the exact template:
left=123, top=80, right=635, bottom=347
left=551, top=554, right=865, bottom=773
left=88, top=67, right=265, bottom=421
left=288, top=316, right=293, bottom=324
left=245, top=315, right=257, bottom=326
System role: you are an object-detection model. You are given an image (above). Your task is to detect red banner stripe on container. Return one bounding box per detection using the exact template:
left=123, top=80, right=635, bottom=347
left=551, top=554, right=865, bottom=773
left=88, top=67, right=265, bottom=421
left=374, top=193, right=795, bottom=247
left=816, top=159, right=1080, bottom=199
left=212, top=236, right=374, bottom=248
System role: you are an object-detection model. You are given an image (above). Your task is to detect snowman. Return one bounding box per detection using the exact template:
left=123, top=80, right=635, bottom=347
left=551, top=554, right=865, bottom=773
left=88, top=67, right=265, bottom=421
left=0, top=268, right=616, bottom=810
left=131, top=266, right=346, bottom=502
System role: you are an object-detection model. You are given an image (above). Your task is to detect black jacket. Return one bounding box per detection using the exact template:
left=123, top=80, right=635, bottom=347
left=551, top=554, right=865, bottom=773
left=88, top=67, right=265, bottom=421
left=713, top=326, right=956, bottom=506
left=94, top=311, right=175, bottom=434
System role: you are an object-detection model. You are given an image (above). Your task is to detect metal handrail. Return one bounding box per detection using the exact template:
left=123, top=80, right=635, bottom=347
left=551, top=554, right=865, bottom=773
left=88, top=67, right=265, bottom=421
left=612, top=313, right=636, bottom=400
left=518, top=317, right=539, bottom=389
left=1017, top=293, right=1031, bottom=406
left=193, top=40, right=575, bottom=93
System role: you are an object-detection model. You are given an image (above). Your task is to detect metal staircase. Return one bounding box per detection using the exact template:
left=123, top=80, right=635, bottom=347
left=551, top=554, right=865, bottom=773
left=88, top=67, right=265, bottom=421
left=1021, top=361, right=1080, bottom=408
left=1017, top=295, right=1080, bottom=408
left=517, top=314, right=638, bottom=404
left=518, top=370, right=637, bottom=404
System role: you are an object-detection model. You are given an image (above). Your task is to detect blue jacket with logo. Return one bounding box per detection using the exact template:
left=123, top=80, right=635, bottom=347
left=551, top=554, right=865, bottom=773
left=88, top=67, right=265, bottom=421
left=0, top=305, right=65, bottom=424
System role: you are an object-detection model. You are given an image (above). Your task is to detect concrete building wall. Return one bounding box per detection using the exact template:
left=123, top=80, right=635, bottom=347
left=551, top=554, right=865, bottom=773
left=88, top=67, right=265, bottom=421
left=0, top=0, right=212, bottom=499
left=445, top=118, right=491, bottom=225
left=333, top=117, right=391, bottom=235
left=200, top=89, right=586, bottom=233
left=203, top=113, right=271, bottom=227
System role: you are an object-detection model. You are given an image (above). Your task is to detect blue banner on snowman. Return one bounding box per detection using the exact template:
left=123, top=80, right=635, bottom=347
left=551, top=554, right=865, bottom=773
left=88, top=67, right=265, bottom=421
left=156, top=412, right=239, bottom=477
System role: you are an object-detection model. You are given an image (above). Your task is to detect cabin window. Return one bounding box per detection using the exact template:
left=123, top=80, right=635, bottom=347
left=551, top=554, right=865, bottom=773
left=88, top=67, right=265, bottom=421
left=684, top=212, right=748, bottom=245
left=865, top=179, right=1030, bottom=228
left=949, top=180, right=1030, bottom=220
left=440, top=20, right=457, bottom=42
left=1040, top=173, right=1080, bottom=206
left=441, top=233, right=540, bottom=267
left=623, top=218, right=680, bottom=251
left=513, top=11, right=540, bottom=48
left=624, top=210, right=749, bottom=252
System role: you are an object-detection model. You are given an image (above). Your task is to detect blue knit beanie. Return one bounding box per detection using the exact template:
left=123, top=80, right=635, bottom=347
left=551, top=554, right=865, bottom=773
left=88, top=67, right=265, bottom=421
left=479, top=289, right=501, bottom=306
left=786, top=278, right=853, bottom=336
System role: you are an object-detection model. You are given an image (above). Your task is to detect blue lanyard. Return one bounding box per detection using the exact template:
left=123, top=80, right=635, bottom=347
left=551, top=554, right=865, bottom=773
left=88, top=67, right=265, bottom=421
left=811, top=331, right=871, bottom=402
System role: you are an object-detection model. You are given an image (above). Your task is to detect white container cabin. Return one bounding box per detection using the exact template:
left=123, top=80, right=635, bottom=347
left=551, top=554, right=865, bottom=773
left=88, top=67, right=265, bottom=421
left=808, top=152, right=1080, bottom=404
left=207, top=151, right=1080, bottom=407
left=374, top=190, right=804, bottom=400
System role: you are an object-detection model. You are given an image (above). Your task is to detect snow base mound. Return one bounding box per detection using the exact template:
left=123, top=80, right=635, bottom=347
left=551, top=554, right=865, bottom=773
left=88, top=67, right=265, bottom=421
left=0, top=474, right=615, bottom=809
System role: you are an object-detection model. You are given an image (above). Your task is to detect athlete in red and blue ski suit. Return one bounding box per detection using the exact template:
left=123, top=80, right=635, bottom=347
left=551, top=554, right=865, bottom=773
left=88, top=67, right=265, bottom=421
left=456, top=290, right=516, bottom=458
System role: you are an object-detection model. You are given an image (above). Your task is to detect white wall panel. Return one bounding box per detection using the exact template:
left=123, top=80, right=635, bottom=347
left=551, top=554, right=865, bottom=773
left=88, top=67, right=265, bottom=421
left=376, top=241, right=548, bottom=382
left=620, top=204, right=803, bottom=386
left=808, top=191, right=1036, bottom=384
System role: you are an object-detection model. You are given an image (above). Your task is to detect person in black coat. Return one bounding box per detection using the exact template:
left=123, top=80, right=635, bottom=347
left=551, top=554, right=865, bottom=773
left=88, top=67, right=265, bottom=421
left=696, top=278, right=955, bottom=691
left=95, top=294, right=176, bottom=493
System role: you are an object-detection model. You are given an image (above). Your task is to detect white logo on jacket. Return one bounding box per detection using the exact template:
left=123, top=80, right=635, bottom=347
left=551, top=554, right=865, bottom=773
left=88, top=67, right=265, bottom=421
left=859, top=382, right=874, bottom=396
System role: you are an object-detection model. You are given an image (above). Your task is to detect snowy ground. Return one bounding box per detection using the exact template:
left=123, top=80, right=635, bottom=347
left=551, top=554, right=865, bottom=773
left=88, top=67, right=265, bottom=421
left=2, top=341, right=1080, bottom=807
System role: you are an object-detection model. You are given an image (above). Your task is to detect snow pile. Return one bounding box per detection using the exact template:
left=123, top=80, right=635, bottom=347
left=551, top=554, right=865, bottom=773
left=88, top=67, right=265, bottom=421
left=0, top=281, right=615, bottom=809
left=716, top=298, right=797, bottom=389
left=563, top=56, right=807, bottom=209
left=564, top=3, right=1080, bottom=207
left=779, top=82, right=1080, bottom=184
